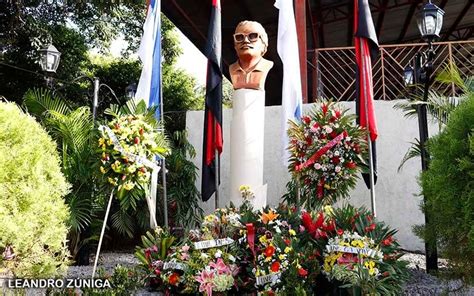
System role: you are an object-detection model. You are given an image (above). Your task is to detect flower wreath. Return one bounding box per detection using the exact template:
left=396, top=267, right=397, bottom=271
left=287, top=101, right=368, bottom=207
left=98, top=114, right=169, bottom=197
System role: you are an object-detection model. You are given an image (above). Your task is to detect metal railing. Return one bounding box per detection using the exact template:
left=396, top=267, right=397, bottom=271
left=309, top=40, right=473, bottom=101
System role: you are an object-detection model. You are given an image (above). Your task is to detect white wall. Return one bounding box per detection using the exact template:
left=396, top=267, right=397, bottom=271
left=186, top=100, right=436, bottom=251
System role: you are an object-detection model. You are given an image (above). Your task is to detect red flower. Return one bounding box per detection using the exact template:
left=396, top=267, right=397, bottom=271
left=169, top=272, right=180, bottom=285
left=353, top=144, right=361, bottom=153
left=332, top=157, right=340, bottom=165
left=312, top=122, right=320, bottom=129
left=365, top=223, right=376, bottom=232
left=382, top=235, right=394, bottom=246
left=321, top=104, right=328, bottom=115
left=345, top=162, right=357, bottom=169
left=271, top=261, right=280, bottom=272
left=301, top=212, right=325, bottom=239
left=324, top=220, right=336, bottom=232
left=302, top=116, right=311, bottom=124
left=284, top=238, right=291, bottom=246
left=298, top=268, right=308, bottom=277
left=337, top=229, right=344, bottom=236
left=335, top=110, right=342, bottom=118
left=306, top=137, right=313, bottom=145
left=134, top=137, right=140, bottom=145
left=330, top=131, right=338, bottom=138
left=139, top=128, right=144, bottom=135
left=264, top=245, right=275, bottom=258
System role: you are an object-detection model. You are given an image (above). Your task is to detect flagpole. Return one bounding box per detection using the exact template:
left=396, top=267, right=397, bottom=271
left=360, top=39, right=377, bottom=217
left=158, top=0, right=168, bottom=228
left=214, top=121, right=220, bottom=210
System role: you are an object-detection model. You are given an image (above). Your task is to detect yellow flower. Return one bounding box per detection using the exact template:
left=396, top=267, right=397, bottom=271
left=259, top=235, right=267, bottom=244
left=351, top=240, right=364, bottom=248
left=123, top=181, right=135, bottom=191
left=279, top=254, right=286, bottom=260
left=239, top=185, right=250, bottom=192
left=289, top=229, right=296, bottom=236
left=324, top=184, right=331, bottom=189
left=108, top=177, right=117, bottom=186
left=323, top=205, right=334, bottom=216
left=98, top=138, right=106, bottom=147
left=284, top=247, right=292, bottom=254
left=100, top=166, right=106, bottom=174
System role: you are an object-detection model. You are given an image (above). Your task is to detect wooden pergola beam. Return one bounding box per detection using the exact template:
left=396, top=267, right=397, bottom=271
left=376, top=0, right=390, bottom=37
left=397, top=0, right=422, bottom=43
left=347, top=0, right=354, bottom=46
left=442, top=1, right=472, bottom=41
left=295, top=0, right=308, bottom=103
left=306, top=0, right=317, bottom=49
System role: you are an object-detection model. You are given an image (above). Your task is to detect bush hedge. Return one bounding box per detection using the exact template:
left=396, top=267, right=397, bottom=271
left=421, top=92, right=474, bottom=282
left=0, top=102, right=70, bottom=277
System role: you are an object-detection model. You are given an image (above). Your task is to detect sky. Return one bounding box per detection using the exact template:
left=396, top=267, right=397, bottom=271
left=108, top=30, right=207, bottom=86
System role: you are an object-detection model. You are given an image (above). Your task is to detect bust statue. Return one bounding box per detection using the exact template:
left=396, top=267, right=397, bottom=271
left=229, top=21, right=274, bottom=90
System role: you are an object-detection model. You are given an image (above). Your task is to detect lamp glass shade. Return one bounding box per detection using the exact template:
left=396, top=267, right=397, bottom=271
left=39, top=45, right=61, bottom=73
left=125, top=83, right=137, bottom=99
left=417, top=2, right=445, bottom=40
left=403, top=66, right=414, bottom=86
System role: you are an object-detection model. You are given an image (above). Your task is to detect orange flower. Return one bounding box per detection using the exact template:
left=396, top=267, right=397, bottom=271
left=264, top=245, right=275, bottom=258
left=261, top=209, right=279, bottom=224
left=270, top=261, right=280, bottom=272
left=169, top=272, right=180, bottom=285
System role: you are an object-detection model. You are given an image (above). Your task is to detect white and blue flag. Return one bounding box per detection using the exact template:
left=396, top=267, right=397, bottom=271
left=135, top=0, right=162, bottom=119
left=275, top=0, right=303, bottom=164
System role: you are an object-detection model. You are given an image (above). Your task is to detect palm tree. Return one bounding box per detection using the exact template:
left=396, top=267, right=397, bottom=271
left=394, top=62, right=473, bottom=171
left=23, top=88, right=97, bottom=260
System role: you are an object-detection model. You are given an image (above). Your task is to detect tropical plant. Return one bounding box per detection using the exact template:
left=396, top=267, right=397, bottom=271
left=0, top=102, right=70, bottom=277
left=394, top=62, right=472, bottom=171
left=135, top=227, right=176, bottom=290
left=22, top=88, right=98, bottom=262
left=419, top=91, right=474, bottom=283
left=166, top=130, right=203, bottom=229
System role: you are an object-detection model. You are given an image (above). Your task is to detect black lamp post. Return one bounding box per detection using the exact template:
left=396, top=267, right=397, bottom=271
left=404, top=0, right=444, bottom=273
left=39, top=44, right=123, bottom=124
left=39, top=44, right=61, bottom=87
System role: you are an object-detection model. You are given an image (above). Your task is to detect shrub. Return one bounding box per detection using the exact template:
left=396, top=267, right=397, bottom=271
left=421, top=92, right=474, bottom=282
left=0, top=102, right=70, bottom=277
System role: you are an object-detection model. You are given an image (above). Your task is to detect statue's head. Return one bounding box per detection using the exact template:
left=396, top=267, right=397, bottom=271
left=233, top=20, right=269, bottom=60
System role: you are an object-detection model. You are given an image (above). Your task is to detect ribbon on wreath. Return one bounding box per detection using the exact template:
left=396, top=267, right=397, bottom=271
left=246, top=223, right=256, bottom=257
left=99, top=125, right=161, bottom=229
left=295, top=131, right=347, bottom=172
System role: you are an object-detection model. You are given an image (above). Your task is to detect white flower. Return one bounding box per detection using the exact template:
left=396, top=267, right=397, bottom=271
left=325, top=126, right=333, bottom=133
left=335, top=166, right=341, bottom=173
left=314, top=163, right=322, bottom=170
left=228, top=254, right=236, bottom=262
left=201, top=253, right=209, bottom=259
left=215, top=250, right=222, bottom=258
left=334, top=151, right=340, bottom=156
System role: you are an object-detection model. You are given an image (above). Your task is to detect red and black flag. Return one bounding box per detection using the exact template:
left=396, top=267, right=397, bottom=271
left=201, top=0, right=223, bottom=201
left=354, top=0, right=379, bottom=188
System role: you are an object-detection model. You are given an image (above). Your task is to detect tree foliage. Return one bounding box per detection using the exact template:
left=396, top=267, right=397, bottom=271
left=0, top=102, right=70, bottom=277
left=420, top=91, right=474, bottom=283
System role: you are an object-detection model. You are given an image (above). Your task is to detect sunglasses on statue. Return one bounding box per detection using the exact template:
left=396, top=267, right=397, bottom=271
left=233, top=32, right=261, bottom=43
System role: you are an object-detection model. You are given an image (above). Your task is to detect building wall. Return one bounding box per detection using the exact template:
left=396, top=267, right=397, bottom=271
left=185, top=100, right=436, bottom=251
